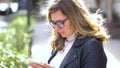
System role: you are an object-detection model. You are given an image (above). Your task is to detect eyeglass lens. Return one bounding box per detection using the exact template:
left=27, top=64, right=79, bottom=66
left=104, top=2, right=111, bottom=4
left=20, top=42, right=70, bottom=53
left=50, top=18, right=68, bottom=28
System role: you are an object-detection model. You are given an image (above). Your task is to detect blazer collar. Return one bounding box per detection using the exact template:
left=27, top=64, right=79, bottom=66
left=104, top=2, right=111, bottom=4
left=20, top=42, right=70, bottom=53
left=73, top=36, right=87, bottom=47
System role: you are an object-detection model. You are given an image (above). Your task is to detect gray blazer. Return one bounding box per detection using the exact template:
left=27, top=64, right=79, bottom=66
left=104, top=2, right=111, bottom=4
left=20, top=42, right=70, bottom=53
left=48, top=36, right=107, bottom=68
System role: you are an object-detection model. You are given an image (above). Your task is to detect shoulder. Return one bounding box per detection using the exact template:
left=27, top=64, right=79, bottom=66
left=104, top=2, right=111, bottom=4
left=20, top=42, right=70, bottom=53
left=74, top=37, right=107, bottom=68
left=75, top=36, right=102, bottom=46
left=75, top=36, right=107, bottom=60
left=75, top=36, right=103, bottom=52
left=77, top=37, right=105, bottom=58
left=84, top=37, right=102, bottom=47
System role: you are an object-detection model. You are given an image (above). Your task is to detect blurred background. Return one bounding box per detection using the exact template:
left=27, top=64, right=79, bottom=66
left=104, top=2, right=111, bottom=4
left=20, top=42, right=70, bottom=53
left=0, top=0, right=120, bottom=68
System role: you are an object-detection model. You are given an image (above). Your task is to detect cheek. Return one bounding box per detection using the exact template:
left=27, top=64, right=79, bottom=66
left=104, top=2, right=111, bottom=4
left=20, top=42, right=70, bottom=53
left=64, top=21, right=71, bottom=30
left=64, top=22, right=75, bottom=34
left=67, top=21, right=75, bottom=31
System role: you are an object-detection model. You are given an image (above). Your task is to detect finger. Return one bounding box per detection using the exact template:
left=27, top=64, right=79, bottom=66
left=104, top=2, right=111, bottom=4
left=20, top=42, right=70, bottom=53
left=29, top=62, right=43, bottom=68
left=42, top=63, right=55, bottom=68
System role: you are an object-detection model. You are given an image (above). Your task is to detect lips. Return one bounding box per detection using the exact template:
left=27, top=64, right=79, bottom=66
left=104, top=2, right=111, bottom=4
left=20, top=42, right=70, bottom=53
left=59, top=32, right=65, bottom=35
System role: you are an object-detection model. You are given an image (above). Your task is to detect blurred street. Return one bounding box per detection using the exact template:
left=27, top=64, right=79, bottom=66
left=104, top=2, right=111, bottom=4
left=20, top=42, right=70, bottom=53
left=31, top=22, right=120, bottom=68
left=31, top=21, right=52, bottom=63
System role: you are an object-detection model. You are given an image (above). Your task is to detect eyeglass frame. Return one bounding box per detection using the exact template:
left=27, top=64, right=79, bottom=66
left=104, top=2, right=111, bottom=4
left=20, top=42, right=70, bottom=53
left=49, top=17, right=68, bottom=29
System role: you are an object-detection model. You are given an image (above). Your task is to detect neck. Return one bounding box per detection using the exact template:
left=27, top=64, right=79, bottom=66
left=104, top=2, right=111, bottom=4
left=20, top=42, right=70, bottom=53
left=66, top=31, right=77, bottom=42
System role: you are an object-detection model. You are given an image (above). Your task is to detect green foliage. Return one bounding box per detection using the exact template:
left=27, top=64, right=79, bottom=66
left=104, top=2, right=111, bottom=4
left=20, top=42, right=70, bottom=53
left=0, top=14, right=35, bottom=68
left=38, top=0, right=43, bottom=3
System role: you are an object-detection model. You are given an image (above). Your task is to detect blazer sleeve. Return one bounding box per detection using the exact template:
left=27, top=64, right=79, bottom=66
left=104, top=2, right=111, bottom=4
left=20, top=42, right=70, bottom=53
left=81, top=38, right=107, bottom=68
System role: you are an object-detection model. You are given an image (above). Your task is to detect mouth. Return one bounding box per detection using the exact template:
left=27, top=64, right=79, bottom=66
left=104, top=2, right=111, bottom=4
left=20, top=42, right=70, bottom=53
left=59, top=32, right=65, bottom=35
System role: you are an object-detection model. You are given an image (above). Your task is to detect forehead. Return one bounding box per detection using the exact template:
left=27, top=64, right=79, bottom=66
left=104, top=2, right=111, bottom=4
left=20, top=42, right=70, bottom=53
left=50, top=10, right=66, bottom=21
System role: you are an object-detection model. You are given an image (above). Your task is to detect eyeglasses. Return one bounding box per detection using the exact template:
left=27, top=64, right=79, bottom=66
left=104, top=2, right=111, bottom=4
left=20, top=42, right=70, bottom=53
left=49, top=18, right=68, bottom=29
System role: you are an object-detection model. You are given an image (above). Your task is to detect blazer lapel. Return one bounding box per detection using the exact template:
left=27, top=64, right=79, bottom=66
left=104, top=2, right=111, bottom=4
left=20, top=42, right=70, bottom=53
left=48, top=50, right=58, bottom=64
left=60, top=38, right=86, bottom=68
left=60, top=45, right=78, bottom=68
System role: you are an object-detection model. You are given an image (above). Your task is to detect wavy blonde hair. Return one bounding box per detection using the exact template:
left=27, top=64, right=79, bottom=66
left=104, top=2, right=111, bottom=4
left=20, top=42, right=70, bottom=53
left=48, top=0, right=110, bottom=51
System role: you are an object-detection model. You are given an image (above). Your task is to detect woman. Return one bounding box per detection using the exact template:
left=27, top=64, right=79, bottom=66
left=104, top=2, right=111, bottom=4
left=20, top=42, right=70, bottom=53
left=29, top=0, right=110, bottom=68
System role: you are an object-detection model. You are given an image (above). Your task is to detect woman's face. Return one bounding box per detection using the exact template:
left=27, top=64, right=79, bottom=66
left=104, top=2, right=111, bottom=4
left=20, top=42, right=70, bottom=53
left=50, top=10, right=75, bottom=37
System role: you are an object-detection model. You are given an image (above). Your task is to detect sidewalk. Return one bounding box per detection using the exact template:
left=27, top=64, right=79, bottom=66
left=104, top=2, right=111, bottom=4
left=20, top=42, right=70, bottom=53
left=31, top=22, right=120, bottom=68
left=104, top=39, right=120, bottom=68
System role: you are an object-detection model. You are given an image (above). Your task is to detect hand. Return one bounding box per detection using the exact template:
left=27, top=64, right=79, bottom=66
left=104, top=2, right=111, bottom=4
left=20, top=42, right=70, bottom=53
left=29, top=62, right=54, bottom=68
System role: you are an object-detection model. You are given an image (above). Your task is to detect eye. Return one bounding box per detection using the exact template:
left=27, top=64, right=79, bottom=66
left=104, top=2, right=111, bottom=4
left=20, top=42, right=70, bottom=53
left=49, top=18, right=68, bottom=28
left=57, top=21, right=63, bottom=24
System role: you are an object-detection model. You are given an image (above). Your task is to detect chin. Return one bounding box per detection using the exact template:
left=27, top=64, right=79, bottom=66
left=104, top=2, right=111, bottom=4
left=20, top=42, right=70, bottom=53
left=61, top=35, right=67, bottom=38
